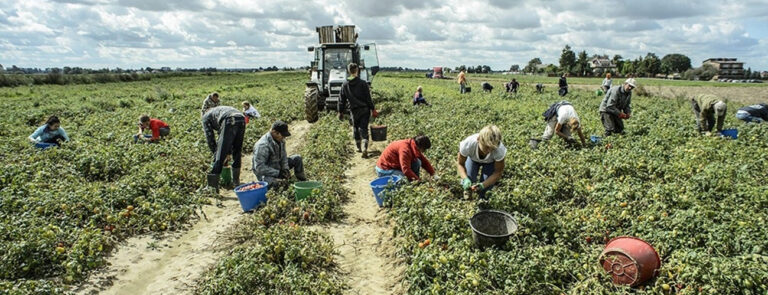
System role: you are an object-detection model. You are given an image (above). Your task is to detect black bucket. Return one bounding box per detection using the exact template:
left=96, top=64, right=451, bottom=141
left=469, top=210, right=518, bottom=249
left=207, top=173, right=219, bottom=193
left=370, top=125, right=387, bottom=142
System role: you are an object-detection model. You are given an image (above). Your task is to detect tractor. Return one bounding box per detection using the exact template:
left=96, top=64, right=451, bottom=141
left=304, top=25, right=379, bottom=123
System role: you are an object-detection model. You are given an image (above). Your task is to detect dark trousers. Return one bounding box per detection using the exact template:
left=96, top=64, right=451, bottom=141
left=350, top=107, right=370, bottom=141
left=43, top=135, right=66, bottom=146
left=465, top=158, right=496, bottom=199
left=559, top=87, right=568, bottom=96
left=601, top=112, right=624, bottom=136
left=210, top=116, right=246, bottom=174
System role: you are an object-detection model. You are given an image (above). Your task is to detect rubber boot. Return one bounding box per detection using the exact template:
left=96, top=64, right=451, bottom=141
left=362, top=139, right=369, bottom=158
left=232, top=167, right=241, bottom=188
left=355, top=140, right=362, bottom=153
left=207, top=173, right=220, bottom=193
left=295, top=171, right=307, bottom=181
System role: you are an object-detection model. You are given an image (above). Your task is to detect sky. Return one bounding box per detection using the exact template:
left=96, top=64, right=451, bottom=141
left=1, top=0, right=767, bottom=71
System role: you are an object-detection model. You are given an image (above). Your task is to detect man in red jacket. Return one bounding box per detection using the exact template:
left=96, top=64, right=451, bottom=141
left=135, top=115, right=170, bottom=143
left=375, top=135, right=438, bottom=181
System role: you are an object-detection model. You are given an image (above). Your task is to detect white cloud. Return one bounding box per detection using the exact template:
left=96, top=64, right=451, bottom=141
left=0, top=0, right=766, bottom=70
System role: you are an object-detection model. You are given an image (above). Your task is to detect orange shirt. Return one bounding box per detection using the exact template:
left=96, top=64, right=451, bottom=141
left=376, top=139, right=435, bottom=181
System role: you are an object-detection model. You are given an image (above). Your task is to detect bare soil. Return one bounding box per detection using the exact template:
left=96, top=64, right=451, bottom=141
left=312, top=140, right=406, bottom=295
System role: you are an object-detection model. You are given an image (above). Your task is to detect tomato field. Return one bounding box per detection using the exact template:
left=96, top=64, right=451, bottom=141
left=1, top=71, right=767, bottom=294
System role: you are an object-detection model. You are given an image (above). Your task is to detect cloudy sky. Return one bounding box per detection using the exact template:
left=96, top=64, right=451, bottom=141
left=1, top=0, right=767, bottom=71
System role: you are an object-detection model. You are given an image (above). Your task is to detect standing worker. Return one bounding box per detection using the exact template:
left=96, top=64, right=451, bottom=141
left=456, top=125, right=506, bottom=199
left=599, top=78, right=636, bottom=136
left=135, top=115, right=170, bottom=143
left=201, top=92, right=220, bottom=116
left=558, top=73, right=569, bottom=97
left=252, top=120, right=307, bottom=184
left=375, top=135, right=438, bottom=182
left=736, top=103, right=768, bottom=123
left=541, top=101, right=586, bottom=146
left=691, top=94, right=727, bottom=135
left=339, top=63, right=376, bottom=158
left=202, top=106, right=246, bottom=187
left=602, top=73, right=612, bottom=93
left=457, top=70, right=468, bottom=94
left=28, top=116, right=70, bottom=146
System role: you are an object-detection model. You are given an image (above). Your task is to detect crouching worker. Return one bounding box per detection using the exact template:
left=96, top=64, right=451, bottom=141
left=252, top=120, right=307, bottom=184
left=375, top=135, right=437, bottom=182
left=242, top=101, right=261, bottom=124
left=135, top=115, right=170, bottom=143
left=203, top=106, right=246, bottom=187
left=457, top=125, right=506, bottom=199
left=736, top=103, right=768, bottom=123
left=413, top=86, right=430, bottom=106
left=599, top=78, right=635, bottom=136
left=541, top=102, right=586, bottom=146
left=29, top=116, right=70, bottom=146
left=691, top=94, right=727, bottom=135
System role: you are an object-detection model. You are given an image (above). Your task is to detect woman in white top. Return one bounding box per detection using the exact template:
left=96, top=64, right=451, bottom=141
left=542, top=104, right=586, bottom=146
left=601, top=73, right=612, bottom=92
left=242, top=101, right=261, bottom=124
left=456, top=125, right=506, bottom=198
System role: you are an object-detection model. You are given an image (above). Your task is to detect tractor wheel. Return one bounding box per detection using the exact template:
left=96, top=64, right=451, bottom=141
left=304, top=85, right=319, bottom=123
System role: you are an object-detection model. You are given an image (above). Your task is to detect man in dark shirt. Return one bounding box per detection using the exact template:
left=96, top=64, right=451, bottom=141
left=339, top=63, right=376, bottom=158
left=202, top=106, right=246, bottom=187
left=558, top=73, right=568, bottom=96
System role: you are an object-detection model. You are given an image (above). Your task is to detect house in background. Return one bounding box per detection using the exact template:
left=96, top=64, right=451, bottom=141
left=589, top=56, right=617, bottom=76
left=761, top=71, right=768, bottom=79
left=703, top=58, right=744, bottom=79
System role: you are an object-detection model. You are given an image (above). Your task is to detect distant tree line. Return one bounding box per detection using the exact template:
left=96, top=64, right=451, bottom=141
left=0, top=64, right=303, bottom=87
left=517, top=45, right=765, bottom=80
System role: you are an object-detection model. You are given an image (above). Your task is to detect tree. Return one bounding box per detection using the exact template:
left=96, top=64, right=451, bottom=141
left=660, top=54, right=692, bottom=75
left=745, top=67, right=751, bottom=79
left=642, top=53, right=661, bottom=77
left=575, top=50, right=589, bottom=76
left=524, top=58, right=542, bottom=74
left=612, top=55, right=623, bottom=70
left=559, top=45, right=576, bottom=74
left=509, top=65, right=520, bottom=72
left=621, top=61, right=635, bottom=76
left=544, top=64, right=560, bottom=75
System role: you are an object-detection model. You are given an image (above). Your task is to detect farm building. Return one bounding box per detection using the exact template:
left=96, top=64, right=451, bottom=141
left=703, top=58, right=745, bottom=79
left=589, top=56, right=617, bottom=75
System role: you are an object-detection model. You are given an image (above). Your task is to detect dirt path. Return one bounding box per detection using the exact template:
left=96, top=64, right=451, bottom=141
left=75, top=121, right=311, bottom=295
left=314, top=140, right=405, bottom=295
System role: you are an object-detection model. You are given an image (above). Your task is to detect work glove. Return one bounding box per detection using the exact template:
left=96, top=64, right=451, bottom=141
left=471, top=183, right=485, bottom=192
left=372, top=109, right=379, bottom=118
left=432, top=174, right=440, bottom=181
left=461, top=178, right=472, bottom=190
left=618, top=113, right=628, bottom=119
left=280, top=169, right=291, bottom=179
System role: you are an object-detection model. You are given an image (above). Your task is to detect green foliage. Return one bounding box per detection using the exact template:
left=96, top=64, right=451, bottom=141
left=661, top=54, right=693, bottom=75
left=0, top=72, right=306, bottom=293
left=559, top=45, right=576, bottom=74
left=371, top=73, right=768, bottom=295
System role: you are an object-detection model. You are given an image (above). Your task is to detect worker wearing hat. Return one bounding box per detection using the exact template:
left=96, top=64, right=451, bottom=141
left=252, top=120, right=307, bottom=184
left=691, top=94, right=727, bottom=135
left=599, top=78, right=636, bottom=136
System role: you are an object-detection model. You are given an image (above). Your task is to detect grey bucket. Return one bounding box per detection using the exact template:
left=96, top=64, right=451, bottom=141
left=469, top=210, right=518, bottom=249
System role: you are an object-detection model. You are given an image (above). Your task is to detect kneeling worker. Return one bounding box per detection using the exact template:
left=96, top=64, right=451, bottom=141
left=691, top=94, right=727, bottom=135
left=375, top=135, right=438, bottom=181
left=135, top=115, right=170, bottom=143
left=203, top=106, right=246, bottom=186
left=252, top=120, right=307, bottom=184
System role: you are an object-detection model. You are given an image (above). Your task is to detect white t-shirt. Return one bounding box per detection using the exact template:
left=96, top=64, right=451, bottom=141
left=459, top=134, right=507, bottom=164
left=556, top=105, right=579, bottom=125
left=244, top=106, right=261, bottom=118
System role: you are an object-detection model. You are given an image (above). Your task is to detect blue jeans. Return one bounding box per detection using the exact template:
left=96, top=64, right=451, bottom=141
left=376, top=159, right=421, bottom=180
left=736, top=111, right=763, bottom=123
left=465, top=158, right=496, bottom=198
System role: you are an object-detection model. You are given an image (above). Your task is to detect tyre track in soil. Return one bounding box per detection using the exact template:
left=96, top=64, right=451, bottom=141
left=75, top=121, right=311, bottom=295
left=311, top=140, right=406, bottom=295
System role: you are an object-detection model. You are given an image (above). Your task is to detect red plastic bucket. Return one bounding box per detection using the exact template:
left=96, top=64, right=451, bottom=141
left=599, top=236, right=661, bottom=287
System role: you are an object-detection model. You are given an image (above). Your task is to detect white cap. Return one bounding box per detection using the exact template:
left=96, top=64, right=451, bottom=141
left=714, top=101, right=727, bottom=116
left=625, top=78, right=637, bottom=88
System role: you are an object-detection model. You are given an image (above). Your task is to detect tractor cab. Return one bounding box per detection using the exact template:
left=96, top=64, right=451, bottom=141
left=305, top=25, right=379, bottom=122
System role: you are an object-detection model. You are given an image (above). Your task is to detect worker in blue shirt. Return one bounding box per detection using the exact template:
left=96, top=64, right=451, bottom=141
left=28, top=116, right=70, bottom=146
